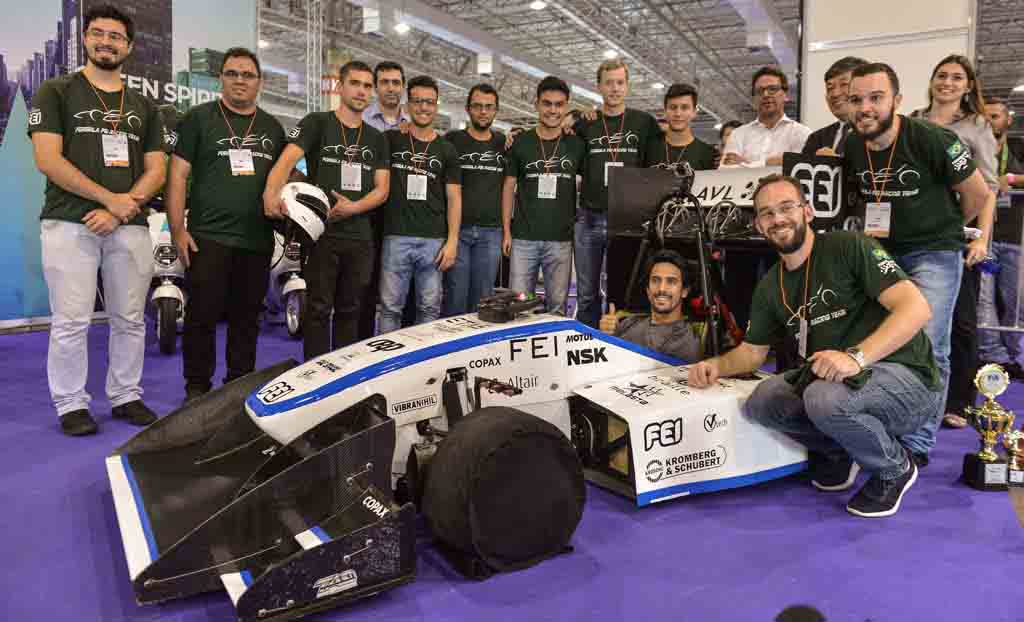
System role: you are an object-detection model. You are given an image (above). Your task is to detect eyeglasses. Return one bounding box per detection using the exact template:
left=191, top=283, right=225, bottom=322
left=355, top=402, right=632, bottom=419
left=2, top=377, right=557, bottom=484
left=756, top=201, right=803, bottom=222
left=222, top=70, right=260, bottom=81
left=86, top=28, right=128, bottom=44
left=469, top=103, right=496, bottom=112
left=754, top=85, right=785, bottom=97
left=410, top=98, right=438, bottom=107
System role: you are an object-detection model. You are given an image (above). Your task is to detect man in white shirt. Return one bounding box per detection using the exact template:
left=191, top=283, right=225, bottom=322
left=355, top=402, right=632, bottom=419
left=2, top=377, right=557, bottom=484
left=723, top=66, right=811, bottom=167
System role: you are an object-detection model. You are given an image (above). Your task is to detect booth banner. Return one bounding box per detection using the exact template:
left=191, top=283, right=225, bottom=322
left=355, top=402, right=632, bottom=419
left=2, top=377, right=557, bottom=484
left=0, top=0, right=256, bottom=326
left=782, top=152, right=854, bottom=233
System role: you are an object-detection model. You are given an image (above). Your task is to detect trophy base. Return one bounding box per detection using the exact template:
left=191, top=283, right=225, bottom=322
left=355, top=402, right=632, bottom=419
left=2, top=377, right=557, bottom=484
left=962, top=454, right=1008, bottom=491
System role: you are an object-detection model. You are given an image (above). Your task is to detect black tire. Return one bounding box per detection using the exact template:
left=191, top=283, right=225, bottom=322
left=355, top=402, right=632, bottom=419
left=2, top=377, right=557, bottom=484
left=285, top=290, right=305, bottom=339
left=157, top=297, right=179, bottom=355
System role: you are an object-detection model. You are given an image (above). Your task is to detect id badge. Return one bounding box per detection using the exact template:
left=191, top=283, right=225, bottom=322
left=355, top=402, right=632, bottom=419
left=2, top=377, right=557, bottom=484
left=797, top=317, right=808, bottom=360
left=102, top=131, right=130, bottom=168
left=604, top=161, right=624, bottom=187
left=341, top=162, right=362, bottom=191
left=228, top=149, right=255, bottom=176
left=864, top=202, right=892, bottom=238
left=407, top=174, right=428, bottom=201
left=538, top=173, right=557, bottom=199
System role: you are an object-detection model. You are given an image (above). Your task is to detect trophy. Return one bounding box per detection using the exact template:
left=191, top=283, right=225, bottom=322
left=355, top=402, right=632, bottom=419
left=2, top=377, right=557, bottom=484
left=1005, top=429, right=1024, bottom=528
left=962, top=364, right=1015, bottom=491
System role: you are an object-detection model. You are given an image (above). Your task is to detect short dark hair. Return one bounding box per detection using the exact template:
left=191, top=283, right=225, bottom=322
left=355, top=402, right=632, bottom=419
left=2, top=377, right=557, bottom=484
left=374, top=61, right=405, bottom=86
left=466, top=83, right=499, bottom=110
left=986, top=97, right=1009, bottom=112
left=536, top=75, right=570, bottom=101
left=340, top=60, right=373, bottom=81
left=751, top=66, right=788, bottom=95
left=664, top=83, right=698, bottom=109
left=852, top=62, right=900, bottom=95
left=407, top=75, right=439, bottom=98
left=752, top=173, right=806, bottom=209
left=824, top=56, right=868, bottom=82
left=220, top=47, right=261, bottom=78
left=83, top=4, right=134, bottom=42
left=644, top=249, right=687, bottom=287
left=719, top=120, right=742, bottom=140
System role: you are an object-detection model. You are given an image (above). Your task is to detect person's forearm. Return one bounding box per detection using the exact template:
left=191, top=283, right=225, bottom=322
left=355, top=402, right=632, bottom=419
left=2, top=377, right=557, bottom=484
left=165, top=170, right=188, bottom=235
left=853, top=301, right=930, bottom=367
left=263, top=159, right=292, bottom=203
left=39, top=156, right=115, bottom=205
left=501, top=179, right=516, bottom=235
left=446, top=186, right=462, bottom=242
left=971, top=191, right=996, bottom=242
left=706, top=343, right=764, bottom=378
left=348, top=184, right=389, bottom=215
left=129, top=157, right=167, bottom=203
left=960, top=186, right=992, bottom=224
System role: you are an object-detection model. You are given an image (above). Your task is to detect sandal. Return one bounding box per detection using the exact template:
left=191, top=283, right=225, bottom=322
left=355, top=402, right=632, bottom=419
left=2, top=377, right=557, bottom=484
left=942, top=413, right=968, bottom=429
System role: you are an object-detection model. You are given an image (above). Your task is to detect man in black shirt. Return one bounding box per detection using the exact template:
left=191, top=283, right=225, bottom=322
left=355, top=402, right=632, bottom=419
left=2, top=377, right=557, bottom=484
left=802, top=57, right=868, bottom=157
left=443, top=84, right=505, bottom=315
left=644, top=83, right=716, bottom=172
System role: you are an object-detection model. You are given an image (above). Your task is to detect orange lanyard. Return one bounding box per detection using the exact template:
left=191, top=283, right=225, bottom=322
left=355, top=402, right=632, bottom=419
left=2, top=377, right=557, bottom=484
left=217, top=100, right=258, bottom=144
left=779, top=250, right=812, bottom=323
left=536, top=128, right=562, bottom=173
left=601, top=111, right=626, bottom=163
left=336, top=112, right=364, bottom=164
left=409, top=132, right=435, bottom=172
left=84, top=73, right=126, bottom=133
left=864, top=127, right=901, bottom=203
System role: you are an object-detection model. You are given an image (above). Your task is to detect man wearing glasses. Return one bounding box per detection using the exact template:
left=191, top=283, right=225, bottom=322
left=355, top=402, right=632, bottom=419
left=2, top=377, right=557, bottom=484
left=377, top=76, right=462, bottom=332
left=167, top=48, right=285, bottom=404
left=688, top=174, right=940, bottom=518
left=443, top=84, right=506, bottom=316
left=29, top=5, right=169, bottom=435
left=722, top=66, right=811, bottom=167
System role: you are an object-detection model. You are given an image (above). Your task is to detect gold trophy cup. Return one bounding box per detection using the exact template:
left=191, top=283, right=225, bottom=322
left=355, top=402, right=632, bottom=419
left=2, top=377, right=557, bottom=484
left=962, top=364, right=1015, bottom=491
left=1004, top=429, right=1024, bottom=527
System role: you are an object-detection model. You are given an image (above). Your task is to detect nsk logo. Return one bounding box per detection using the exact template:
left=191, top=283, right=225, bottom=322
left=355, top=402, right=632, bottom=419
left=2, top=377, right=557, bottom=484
left=316, top=359, right=341, bottom=373
left=567, top=347, right=607, bottom=366
left=644, top=418, right=683, bottom=451
left=392, top=395, right=437, bottom=415
left=363, top=495, right=390, bottom=518
left=509, top=335, right=608, bottom=366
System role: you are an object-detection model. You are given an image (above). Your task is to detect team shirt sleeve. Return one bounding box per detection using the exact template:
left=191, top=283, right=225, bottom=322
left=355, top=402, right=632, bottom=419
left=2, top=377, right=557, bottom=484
left=288, top=112, right=322, bottom=156
left=443, top=141, right=462, bottom=185
left=847, top=233, right=909, bottom=300
left=27, top=80, right=64, bottom=136
left=173, top=107, right=201, bottom=163
left=932, top=125, right=977, bottom=187
left=743, top=274, right=786, bottom=347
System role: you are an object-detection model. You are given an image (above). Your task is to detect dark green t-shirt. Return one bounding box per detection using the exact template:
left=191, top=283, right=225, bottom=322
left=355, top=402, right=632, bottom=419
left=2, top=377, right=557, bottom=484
left=574, top=108, right=660, bottom=212
left=505, top=130, right=585, bottom=242
left=289, top=111, right=389, bottom=241
left=844, top=115, right=976, bottom=257
left=174, top=100, right=284, bottom=253
left=644, top=135, right=716, bottom=171
left=745, top=232, right=940, bottom=389
left=381, top=129, right=462, bottom=238
left=28, top=71, right=169, bottom=226
left=445, top=129, right=506, bottom=228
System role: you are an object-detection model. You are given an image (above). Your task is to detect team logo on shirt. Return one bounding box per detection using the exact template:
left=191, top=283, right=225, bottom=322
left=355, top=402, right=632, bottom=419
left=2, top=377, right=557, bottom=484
left=28, top=108, right=42, bottom=126
left=858, top=164, right=921, bottom=186
left=74, top=108, right=142, bottom=128
left=871, top=248, right=901, bottom=276
left=458, top=150, right=505, bottom=166
left=525, top=156, right=574, bottom=171
left=392, top=150, right=443, bottom=170
left=164, top=129, right=178, bottom=147
left=323, top=144, right=375, bottom=160
left=217, top=134, right=275, bottom=150
left=786, top=283, right=839, bottom=327
left=288, top=127, right=301, bottom=139
left=589, top=131, right=639, bottom=147
left=947, top=140, right=972, bottom=173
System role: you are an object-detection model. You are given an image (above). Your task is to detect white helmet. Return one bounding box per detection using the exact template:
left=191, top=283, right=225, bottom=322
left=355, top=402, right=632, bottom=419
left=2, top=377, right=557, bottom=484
left=278, top=182, right=329, bottom=245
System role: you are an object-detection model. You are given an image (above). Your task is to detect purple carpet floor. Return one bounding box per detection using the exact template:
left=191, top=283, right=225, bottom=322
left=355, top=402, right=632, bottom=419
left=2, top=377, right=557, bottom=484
left=1, top=322, right=1021, bottom=622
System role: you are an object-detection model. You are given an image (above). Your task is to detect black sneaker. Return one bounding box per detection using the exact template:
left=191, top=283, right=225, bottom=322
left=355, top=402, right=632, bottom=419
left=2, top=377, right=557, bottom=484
left=910, top=451, right=929, bottom=468
left=112, top=400, right=158, bottom=426
left=182, top=384, right=210, bottom=406
left=846, top=459, right=918, bottom=518
left=810, top=454, right=861, bottom=492
left=60, top=409, right=98, bottom=436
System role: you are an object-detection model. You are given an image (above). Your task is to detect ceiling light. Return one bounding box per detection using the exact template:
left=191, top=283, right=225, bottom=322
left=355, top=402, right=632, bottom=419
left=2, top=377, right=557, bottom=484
left=258, top=39, right=269, bottom=50
left=714, top=123, right=723, bottom=130
left=1014, top=84, right=1024, bottom=93
left=603, top=49, right=618, bottom=60
left=394, top=22, right=411, bottom=35
left=651, top=82, right=664, bottom=90
left=529, top=1, right=547, bottom=10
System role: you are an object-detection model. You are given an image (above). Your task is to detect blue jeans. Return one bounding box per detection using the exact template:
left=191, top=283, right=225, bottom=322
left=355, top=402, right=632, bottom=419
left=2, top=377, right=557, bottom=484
left=443, top=226, right=501, bottom=316
left=894, top=249, right=963, bottom=456
left=574, top=209, right=607, bottom=327
left=745, top=363, right=940, bottom=479
left=978, top=241, right=1022, bottom=363
left=379, top=235, right=443, bottom=334
left=510, top=239, right=573, bottom=315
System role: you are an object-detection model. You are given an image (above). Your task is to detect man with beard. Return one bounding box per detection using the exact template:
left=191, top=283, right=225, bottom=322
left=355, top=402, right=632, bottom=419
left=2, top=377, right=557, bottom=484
left=363, top=61, right=410, bottom=132
left=599, top=250, right=701, bottom=361
left=644, top=83, right=716, bottom=172
left=442, top=84, right=506, bottom=315
left=29, top=4, right=168, bottom=435
left=688, top=174, right=940, bottom=518
left=502, top=76, right=585, bottom=316
left=978, top=98, right=1024, bottom=379
left=377, top=76, right=462, bottom=332
left=843, top=62, right=994, bottom=466
left=264, top=60, right=390, bottom=359
left=722, top=66, right=811, bottom=167
left=802, top=57, right=868, bottom=157
left=168, top=48, right=285, bottom=402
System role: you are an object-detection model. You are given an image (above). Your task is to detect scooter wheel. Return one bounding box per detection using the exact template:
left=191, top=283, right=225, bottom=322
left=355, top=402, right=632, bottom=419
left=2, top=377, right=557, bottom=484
left=157, top=297, right=179, bottom=354
left=285, top=290, right=305, bottom=338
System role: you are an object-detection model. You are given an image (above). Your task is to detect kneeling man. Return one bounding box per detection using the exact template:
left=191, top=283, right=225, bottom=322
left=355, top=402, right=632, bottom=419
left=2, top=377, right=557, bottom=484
left=688, top=174, right=941, bottom=518
left=599, top=249, right=701, bottom=362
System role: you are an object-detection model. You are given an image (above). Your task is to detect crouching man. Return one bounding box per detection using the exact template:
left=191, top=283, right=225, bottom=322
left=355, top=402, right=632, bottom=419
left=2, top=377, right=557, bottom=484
left=687, top=174, right=941, bottom=518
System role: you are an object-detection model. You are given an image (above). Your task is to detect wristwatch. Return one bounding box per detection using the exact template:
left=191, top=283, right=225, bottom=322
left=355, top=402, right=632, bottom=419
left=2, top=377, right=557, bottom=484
left=845, top=347, right=867, bottom=370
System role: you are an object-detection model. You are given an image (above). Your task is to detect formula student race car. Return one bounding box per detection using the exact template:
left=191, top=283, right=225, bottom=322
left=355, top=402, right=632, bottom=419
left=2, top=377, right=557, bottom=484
left=106, top=291, right=805, bottom=621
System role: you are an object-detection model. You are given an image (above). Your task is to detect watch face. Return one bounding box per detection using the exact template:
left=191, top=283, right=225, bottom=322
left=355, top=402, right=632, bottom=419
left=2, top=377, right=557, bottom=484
left=976, top=364, right=1010, bottom=398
